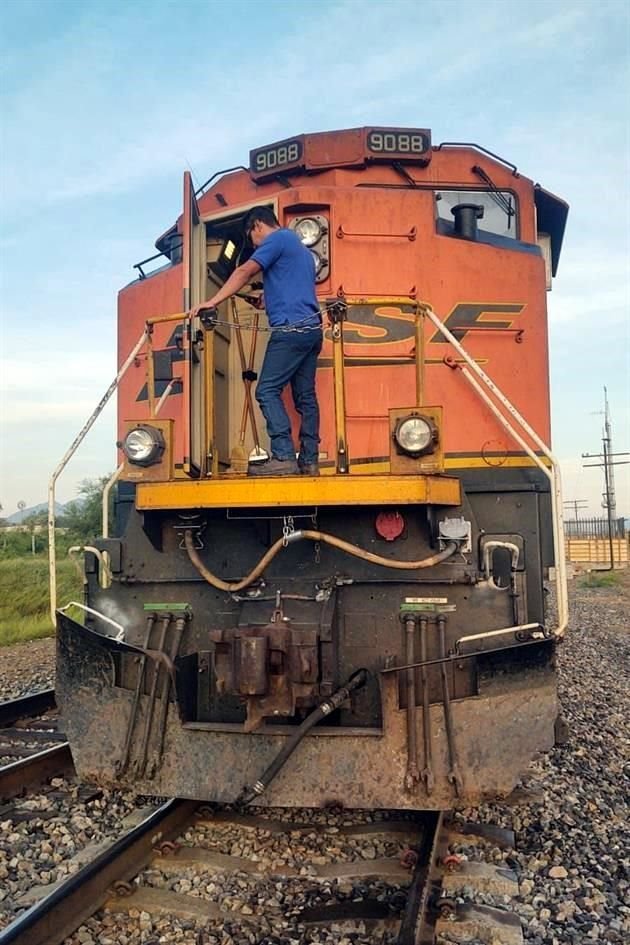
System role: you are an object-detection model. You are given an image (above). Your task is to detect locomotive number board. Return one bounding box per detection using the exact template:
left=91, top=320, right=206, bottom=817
left=249, top=127, right=432, bottom=181
left=250, top=136, right=305, bottom=177
left=366, top=127, right=431, bottom=159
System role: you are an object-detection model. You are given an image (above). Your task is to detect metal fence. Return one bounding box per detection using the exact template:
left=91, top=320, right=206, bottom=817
left=564, top=517, right=627, bottom=539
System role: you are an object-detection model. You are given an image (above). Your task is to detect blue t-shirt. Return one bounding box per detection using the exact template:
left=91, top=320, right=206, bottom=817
left=251, top=228, right=321, bottom=328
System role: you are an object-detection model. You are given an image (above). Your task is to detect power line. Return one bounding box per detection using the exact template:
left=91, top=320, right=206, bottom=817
left=563, top=499, right=588, bottom=521
left=581, top=387, right=629, bottom=569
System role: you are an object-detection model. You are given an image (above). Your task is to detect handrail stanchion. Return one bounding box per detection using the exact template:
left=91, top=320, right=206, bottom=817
left=102, top=466, right=124, bottom=539
left=146, top=328, right=156, bottom=417
left=203, top=317, right=216, bottom=477
left=329, top=302, right=349, bottom=474
left=415, top=304, right=426, bottom=407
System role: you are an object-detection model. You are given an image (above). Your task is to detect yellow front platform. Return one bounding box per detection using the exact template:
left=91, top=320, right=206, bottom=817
left=136, top=473, right=462, bottom=510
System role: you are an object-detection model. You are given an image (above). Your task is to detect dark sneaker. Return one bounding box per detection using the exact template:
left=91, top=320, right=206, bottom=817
left=248, top=457, right=299, bottom=477
left=299, top=463, right=320, bottom=476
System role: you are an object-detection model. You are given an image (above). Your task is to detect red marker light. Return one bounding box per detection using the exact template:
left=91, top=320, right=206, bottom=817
left=375, top=511, right=405, bottom=541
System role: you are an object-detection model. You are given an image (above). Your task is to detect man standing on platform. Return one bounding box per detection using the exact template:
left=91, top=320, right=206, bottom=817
left=196, top=206, right=322, bottom=477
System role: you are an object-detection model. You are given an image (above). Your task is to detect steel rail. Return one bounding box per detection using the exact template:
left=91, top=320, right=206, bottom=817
left=0, top=798, right=197, bottom=945
left=0, top=690, right=74, bottom=802
left=0, top=795, right=517, bottom=942
left=0, top=744, right=73, bottom=803
left=290, top=810, right=444, bottom=937
left=0, top=690, right=56, bottom=728
left=397, top=810, right=442, bottom=944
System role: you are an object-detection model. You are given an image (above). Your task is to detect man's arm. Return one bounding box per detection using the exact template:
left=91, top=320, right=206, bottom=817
left=192, top=258, right=261, bottom=314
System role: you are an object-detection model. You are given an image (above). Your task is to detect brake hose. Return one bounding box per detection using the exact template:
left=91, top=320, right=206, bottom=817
left=235, top=668, right=369, bottom=806
left=184, top=529, right=458, bottom=592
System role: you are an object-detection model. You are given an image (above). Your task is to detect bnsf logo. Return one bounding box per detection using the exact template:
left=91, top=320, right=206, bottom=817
left=136, top=302, right=524, bottom=401
left=319, top=301, right=525, bottom=367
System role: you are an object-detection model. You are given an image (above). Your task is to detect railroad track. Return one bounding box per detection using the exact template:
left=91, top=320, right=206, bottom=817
left=0, top=801, right=524, bottom=945
left=0, top=693, right=525, bottom=944
left=0, top=689, right=74, bottom=804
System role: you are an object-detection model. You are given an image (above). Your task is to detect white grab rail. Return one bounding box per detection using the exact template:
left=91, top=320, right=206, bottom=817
left=102, top=466, right=124, bottom=540
left=422, top=306, right=568, bottom=639
left=59, top=601, right=125, bottom=641
left=48, top=328, right=148, bottom=626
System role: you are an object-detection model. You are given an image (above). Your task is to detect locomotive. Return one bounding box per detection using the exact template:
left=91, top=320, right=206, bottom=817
left=54, top=126, right=569, bottom=809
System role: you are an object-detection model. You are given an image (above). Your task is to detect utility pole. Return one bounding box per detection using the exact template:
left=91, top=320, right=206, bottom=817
left=563, top=499, right=588, bottom=537
left=603, top=388, right=617, bottom=519
left=582, top=388, right=629, bottom=569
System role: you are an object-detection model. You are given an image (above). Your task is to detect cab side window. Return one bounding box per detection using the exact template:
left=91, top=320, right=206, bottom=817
left=436, top=190, right=517, bottom=239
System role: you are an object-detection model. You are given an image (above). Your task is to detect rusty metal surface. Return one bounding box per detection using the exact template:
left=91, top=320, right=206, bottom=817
left=211, top=618, right=321, bottom=731
left=57, top=615, right=557, bottom=808
left=397, top=810, right=441, bottom=944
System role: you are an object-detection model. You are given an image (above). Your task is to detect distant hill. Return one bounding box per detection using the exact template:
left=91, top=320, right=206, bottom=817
left=5, top=501, right=68, bottom=524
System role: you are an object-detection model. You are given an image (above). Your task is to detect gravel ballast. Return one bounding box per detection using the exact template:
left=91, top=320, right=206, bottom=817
left=0, top=575, right=627, bottom=943
left=0, top=780, right=145, bottom=930
left=0, top=636, right=55, bottom=701
left=456, top=575, right=629, bottom=944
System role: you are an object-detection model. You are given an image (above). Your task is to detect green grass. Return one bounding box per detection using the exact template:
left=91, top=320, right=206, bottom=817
left=0, top=556, right=84, bottom=646
left=578, top=570, right=621, bottom=589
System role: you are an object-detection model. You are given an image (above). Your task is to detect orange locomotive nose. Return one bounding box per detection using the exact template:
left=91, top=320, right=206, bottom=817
left=56, top=126, right=568, bottom=808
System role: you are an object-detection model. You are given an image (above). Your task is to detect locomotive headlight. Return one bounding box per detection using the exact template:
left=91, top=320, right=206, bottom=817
left=309, top=249, right=323, bottom=274
left=394, top=415, right=437, bottom=456
left=121, top=425, right=165, bottom=466
left=295, top=217, right=323, bottom=246
left=289, top=214, right=329, bottom=284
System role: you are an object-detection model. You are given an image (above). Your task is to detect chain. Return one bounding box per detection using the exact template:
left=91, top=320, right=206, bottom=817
left=204, top=317, right=323, bottom=335
left=191, top=300, right=427, bottom=336
left=282, top=515, right=295, bottom=547
left=197, top=300, right=344, bottom=335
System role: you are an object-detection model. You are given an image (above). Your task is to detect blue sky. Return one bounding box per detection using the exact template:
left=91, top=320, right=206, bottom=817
left=1, top=0, right=629, bottom=517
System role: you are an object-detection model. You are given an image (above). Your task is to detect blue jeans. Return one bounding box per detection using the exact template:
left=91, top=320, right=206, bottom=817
left=255, top=329, right=323, bottom=463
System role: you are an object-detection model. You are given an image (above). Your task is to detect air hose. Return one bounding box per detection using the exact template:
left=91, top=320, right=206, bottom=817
left=235, top=668, right=369, bottom=806
left=295, top=530, right=457, bottom=571
left=184, top=528, right=458, bottom=592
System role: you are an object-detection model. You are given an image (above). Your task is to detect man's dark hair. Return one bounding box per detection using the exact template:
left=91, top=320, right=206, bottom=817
left=244, top=206, right=280, bottom=234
